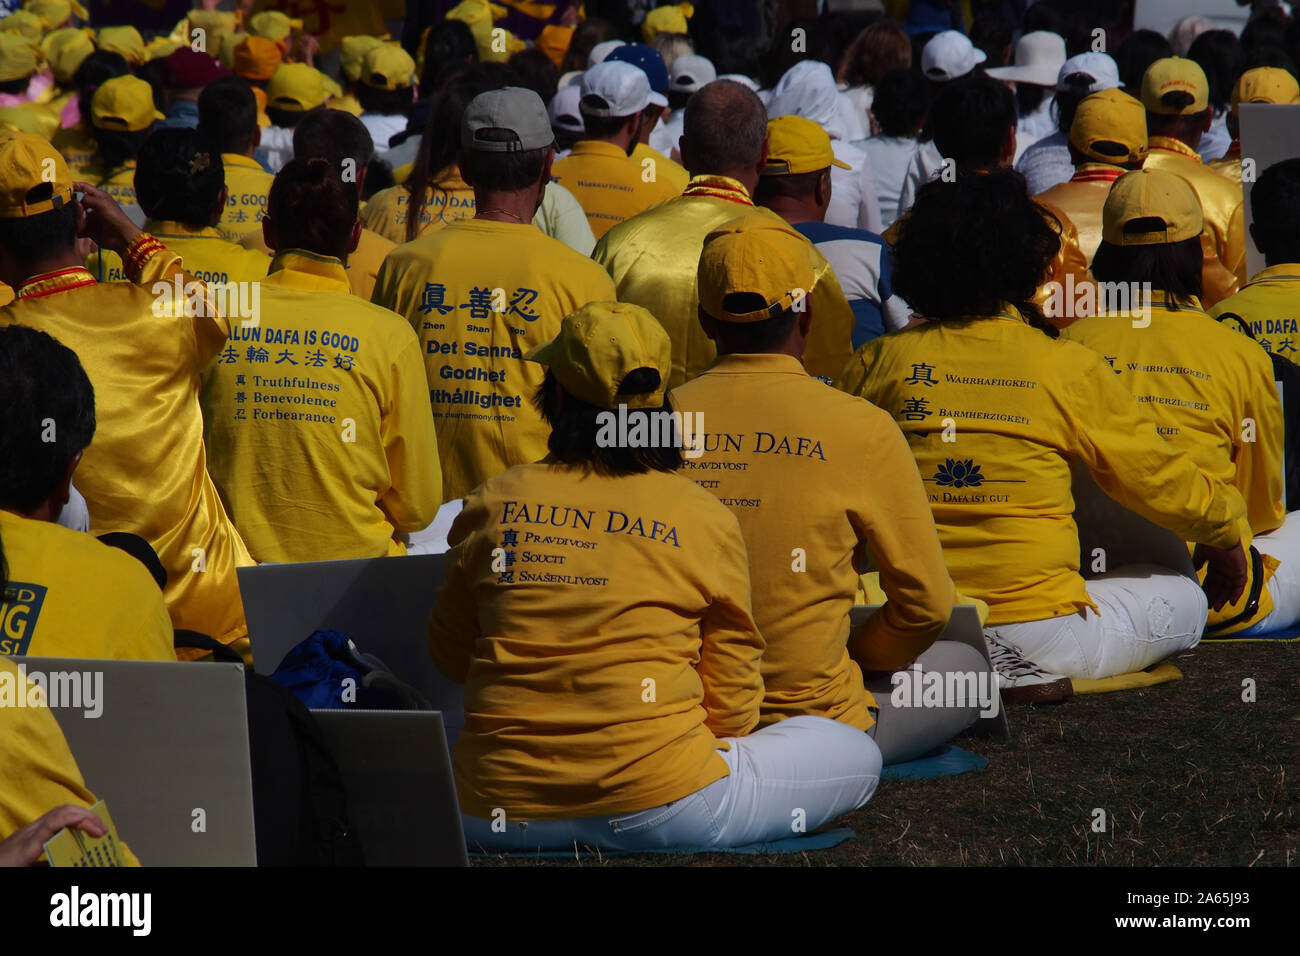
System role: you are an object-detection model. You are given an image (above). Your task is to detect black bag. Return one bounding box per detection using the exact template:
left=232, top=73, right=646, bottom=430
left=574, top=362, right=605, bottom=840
left=173, top=632, right=365, bottom=866
left=1215, top=311, right=1300, bottom=511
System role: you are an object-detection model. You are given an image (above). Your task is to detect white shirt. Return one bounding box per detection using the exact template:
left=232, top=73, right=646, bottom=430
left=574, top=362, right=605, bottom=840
left=649, top=108, right=684, bottom=159
left=259, top=124, right=295, bottom=173
left=1015, top=129, right=1073, bottom=196
left=361, top=113, right=409, bottom=160
left=1013, top=96, right=1056, bottom=165
left=827, top=138, right=883, bottom=234
left=896, top=140, right=945, bottom=219
left=859, top=134, right=926, bottom=229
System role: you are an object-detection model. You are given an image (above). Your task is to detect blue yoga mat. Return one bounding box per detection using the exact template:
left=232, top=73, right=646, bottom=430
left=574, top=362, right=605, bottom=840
left=882, top=744, right=988, bottom=782
left=1201, top=623, right=1300, bottom=642
left=471, top=827, right=857, bottom=859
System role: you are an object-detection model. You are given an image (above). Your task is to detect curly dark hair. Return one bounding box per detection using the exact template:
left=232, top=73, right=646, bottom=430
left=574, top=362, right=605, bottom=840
left=892, top=168, right=1060, bottom=336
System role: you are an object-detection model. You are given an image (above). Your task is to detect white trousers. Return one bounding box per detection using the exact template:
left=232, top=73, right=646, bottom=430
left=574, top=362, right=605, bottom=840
left=984, top=565, right=1207, bottom=680
left=1239, top=511, right=1300, bottom=634
left=462, top=715, right=881, bottom=853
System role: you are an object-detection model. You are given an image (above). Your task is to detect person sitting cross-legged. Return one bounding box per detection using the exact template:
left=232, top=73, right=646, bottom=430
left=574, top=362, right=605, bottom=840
left=431, top=302, right=882, bottom=852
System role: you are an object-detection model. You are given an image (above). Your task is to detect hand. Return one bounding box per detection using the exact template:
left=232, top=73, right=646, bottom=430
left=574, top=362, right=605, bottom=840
left=74, top=182, right=141, bottom=256
left=0, top=805, right=107, bottom=867
left=294, top=34, right=320, bottom=66
left=1194, top=541, right=1249, bottom=613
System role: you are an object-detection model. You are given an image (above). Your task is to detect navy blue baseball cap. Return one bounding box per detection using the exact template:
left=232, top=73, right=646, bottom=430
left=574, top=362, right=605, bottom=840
left=605, top=42, right=669, bottom=104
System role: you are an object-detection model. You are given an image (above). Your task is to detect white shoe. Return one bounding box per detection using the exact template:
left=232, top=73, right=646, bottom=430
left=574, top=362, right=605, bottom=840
left=985, top=634, right=1073, bottom=705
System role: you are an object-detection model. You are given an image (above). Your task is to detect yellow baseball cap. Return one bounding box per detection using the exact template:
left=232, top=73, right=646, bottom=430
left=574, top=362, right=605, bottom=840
left=642, top=2, right=693, bottom=43
left=267, top=62, right=332, bottom=112
left=1141, top=56, right=1209, bottom=115
left=698, top=215, right=820, bottom=323
left=359, top=45, right=415, bottom=91
left=0, top=11, right=46, bottom=45
left=1070, top=88, right=1148, bottom=165
left=188, top=9, right=239, bottom=59
left=248, top=11, right=303, bottom=44
left=25, top=0, right=88, bottom=28
left=525, top=301, right=671, bottom=410
left=90, top=74, right=163, bottom=132
left=97, top=25, right=145, bottom=66
left=0, top=131, right=74, bottom=218
left=41, top=26, right=94, bottom=85
left=762, top=115, right=850, bottom=176
left=1102, top=168, right=1203, bottom=246
left=0, top=33, right=40, bottom=82
left=341, top=35, right=385, bottom=84
left=1231, top=67, right=1300, bottom=112
left=234, top=35, right=284, bottom=83
left=0, top=104, right=54, bottom=137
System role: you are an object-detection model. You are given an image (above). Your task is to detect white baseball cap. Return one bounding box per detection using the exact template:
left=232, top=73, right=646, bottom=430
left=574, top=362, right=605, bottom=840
left=1055, top=51, right=1121, bottom=93
left=588, top=39, right=623, bottom=68
left=718, top=72, right=759, bottom=91
left=669, top=53, right=716, bottom=94
left=549, top=81, right=584, bottom=133
left=921, top=30, right=987, bottom=83
left=581, top=59, right=664, bottom=117
left=987, top=30, right=1067, bottom=88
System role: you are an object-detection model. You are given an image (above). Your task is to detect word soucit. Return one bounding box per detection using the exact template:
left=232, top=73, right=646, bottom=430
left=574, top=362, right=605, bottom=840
left=0, top=664, right=102, bottom=718
left=890, top=662, right=1000, bottom=718
left=595, top=405, right=705, bottom=459
left=152, top=276, right=259, bottom=322
left=500, top=501, right=681, bottom=547
left=1042, top=275, right=1152, bottom=325
left=50, top=887, right=151, bottom=937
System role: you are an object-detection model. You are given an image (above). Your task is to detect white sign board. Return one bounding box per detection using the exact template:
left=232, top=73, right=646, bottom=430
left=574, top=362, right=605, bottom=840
left=1134, top=0, right=1248, bottom=38
left=1238, top=103, right=1300, bottom=280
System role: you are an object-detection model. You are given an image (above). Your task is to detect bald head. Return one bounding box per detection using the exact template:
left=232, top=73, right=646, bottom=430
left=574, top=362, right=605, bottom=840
left=681, top=79, right=768, bottom=188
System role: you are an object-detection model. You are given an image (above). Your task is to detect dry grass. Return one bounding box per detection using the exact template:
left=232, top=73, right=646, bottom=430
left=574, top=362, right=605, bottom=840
left=475, top=641, right=1299, bottom=867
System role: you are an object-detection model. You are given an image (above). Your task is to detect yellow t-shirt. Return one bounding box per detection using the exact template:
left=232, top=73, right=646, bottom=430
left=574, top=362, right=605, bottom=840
left=0, top=250, right=253, bottom=645
left=216, top=153, right=275, bottom=241
left=551, top=139, right=680, bottom=239
left=87, top=158, right=138, bottom=207
left=372, top=218, right=617, bottom=501
left=672, top=353, right=955, bottom=730
left=1210, top=264, right=1300, bottom=361
left=362, top=174, right=476, bottom=244
left=631, top=141, right=689, bottom=193
left=834, top=307, right=1246, bottom=625
left=594, top=175, right=859, bottom=388
left=0, top=511, right=175, bottom=661
left=429, top=462, right=764, bottom=820
left=0, top=657, right=140, bottom=864
left=51, top=123, right=97, bottom=180
left=240, top=223, right=395, bottom=301
left=86, top=220, right=271, bottom=286
left=1145, top=136, right=1247, bottom=304
left=201, top=250, right=441, bottom=564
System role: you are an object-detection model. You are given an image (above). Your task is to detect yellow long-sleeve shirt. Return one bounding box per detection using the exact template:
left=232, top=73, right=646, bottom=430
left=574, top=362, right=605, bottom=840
left=551, top=139, right=680, bottom=239
left=1145, top=136, right=1247, bottom=304
left=0, top=511, right=175, bottom=662
left=86, top=220, right=270, bottom=286
left=671, top=353, right=954, bottom=730
left=201, top=250, right=441, bottom=563
left=1063, top=294, right=1286, bottom=632
left=216, top=153, right=274, bottom=241
left=835, top=307, right=1246, bottom=625
left=372, top=218, right=617, bottom=501
left=594, top=175, right=859, bottom=387
left=428, top=462, right=765, bottom=820
left=0, top=657, right=140, bottom=864
left=0, top=246, right=253, bottom=645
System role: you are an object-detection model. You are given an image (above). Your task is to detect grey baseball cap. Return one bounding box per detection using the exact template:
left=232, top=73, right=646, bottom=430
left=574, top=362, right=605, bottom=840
left=462, top=87, right=556, bottom=153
